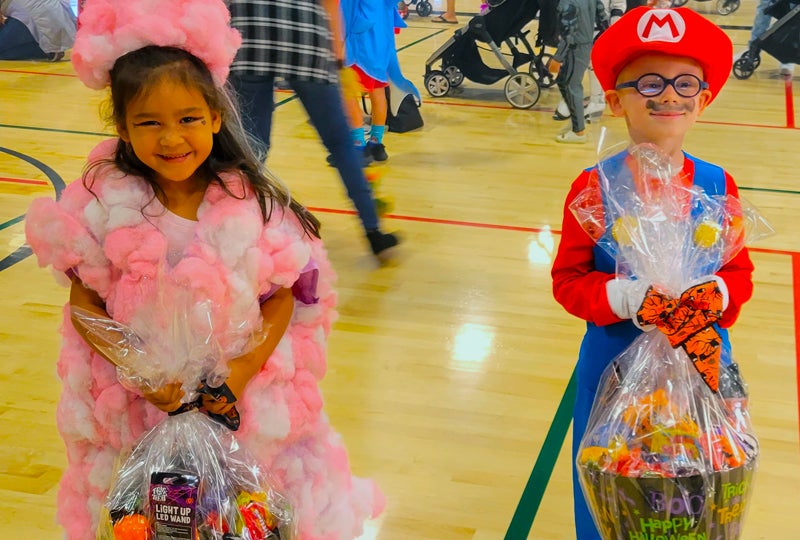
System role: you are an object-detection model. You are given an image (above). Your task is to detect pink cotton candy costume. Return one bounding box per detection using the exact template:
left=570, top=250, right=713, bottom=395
left=27, top=0, right=383, bottom=535
left=25, top=139, right=384, bottom=539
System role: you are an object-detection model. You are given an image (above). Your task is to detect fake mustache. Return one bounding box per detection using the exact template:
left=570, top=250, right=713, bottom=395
left=646, top=100, right=695, bottom=113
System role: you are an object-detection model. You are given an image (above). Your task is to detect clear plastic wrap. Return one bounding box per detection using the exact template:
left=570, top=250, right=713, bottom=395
left=96, top=410, right=294, bottom=540
left=72, top=287, right=291, bottom=539
left=571, top=142, right=772, bottom=540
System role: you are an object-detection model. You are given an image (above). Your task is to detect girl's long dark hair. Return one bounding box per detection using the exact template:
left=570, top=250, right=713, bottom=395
left=86, top=46, right=320, bottom=238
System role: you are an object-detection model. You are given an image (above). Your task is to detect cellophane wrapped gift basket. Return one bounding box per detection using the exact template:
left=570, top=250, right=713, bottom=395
left=570, top=142, right=772, bottom=540
left=72, top=286, right=294, bottom=540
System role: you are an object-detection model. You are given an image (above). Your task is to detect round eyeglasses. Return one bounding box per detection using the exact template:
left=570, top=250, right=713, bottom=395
left=614, top=73, right=709, bottom=98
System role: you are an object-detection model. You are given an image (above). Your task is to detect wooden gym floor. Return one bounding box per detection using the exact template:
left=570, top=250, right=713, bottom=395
left=0, top=1, right=798, bottom=538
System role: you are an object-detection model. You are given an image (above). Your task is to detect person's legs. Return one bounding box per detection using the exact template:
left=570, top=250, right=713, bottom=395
left=291, top=80, right=398, bottom=255
left=432, top=0, right=458, bottom=22
left=290, top=80, right=381, bottom=231
left=566, top=45, right=591, bottom=134
left=556, top=46, right=590, bottom=142
left=0, top=17, right=48, bottom=60
left=748, top=0, right=775, bottom=48
left=366, top=88, right=389, bottom=161
left=586, top=66, right=605, bottom=116
left=229, top=73, right=276, bottom=158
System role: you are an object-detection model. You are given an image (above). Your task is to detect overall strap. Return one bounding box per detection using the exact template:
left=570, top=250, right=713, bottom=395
left=685, top=152, right=727, bottom=196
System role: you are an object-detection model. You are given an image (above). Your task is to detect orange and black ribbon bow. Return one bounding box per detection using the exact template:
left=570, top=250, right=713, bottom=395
left=636, top=281, right=725, bottom=393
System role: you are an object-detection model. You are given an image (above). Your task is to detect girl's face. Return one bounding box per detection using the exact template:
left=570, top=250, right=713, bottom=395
left=605, top=54, right=711, bottom=149
left=117, top=76, right=221, bottom=188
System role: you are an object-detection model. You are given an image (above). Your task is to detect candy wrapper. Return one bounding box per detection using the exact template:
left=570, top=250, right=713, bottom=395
left=570, top=142, right=772, bottom=540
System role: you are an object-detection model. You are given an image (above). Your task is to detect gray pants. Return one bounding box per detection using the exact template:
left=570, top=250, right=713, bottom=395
left=556, top=43, right=592, bottom=133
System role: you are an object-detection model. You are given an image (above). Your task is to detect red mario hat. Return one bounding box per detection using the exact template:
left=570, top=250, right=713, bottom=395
left=592, top=7, right=732, bottom=104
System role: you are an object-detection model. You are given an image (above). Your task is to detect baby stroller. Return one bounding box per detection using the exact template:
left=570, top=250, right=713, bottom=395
left=733, top=0, right=800, bottom=79
left=398, top=0, right=432, bottom=19
left=423, top=0, right=551, bottom=109
left=670, top=0, right=740, bottom=15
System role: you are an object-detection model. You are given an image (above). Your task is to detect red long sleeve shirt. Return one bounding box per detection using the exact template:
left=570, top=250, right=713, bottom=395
left=551, top=157, right=755, bottom=328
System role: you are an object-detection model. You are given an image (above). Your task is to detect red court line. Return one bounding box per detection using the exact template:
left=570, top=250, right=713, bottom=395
left=423, top=100, right=800, bottom=130
left=310, top=207, right=799, bottom=257
left=785, top=76, right=796, bottom=129
left=0, top=176, right=49, bottom=186
left=0, top=68, right=76, bottom=78
left=311, top=205, right=800, bottom=443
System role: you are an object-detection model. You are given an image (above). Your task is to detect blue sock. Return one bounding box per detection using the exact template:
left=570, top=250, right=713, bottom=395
left=370, top=125, right=385, bottom=144
left=351, top=127, right=365, bottom=148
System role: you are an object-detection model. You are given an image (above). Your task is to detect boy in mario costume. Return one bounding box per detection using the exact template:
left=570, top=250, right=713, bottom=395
left=551, top=6, right=755, bottom=539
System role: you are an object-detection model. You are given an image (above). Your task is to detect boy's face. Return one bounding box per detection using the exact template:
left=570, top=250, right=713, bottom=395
left=117, top=76, right=222, bottom=187
left=605, top=54, right=712, bottom=147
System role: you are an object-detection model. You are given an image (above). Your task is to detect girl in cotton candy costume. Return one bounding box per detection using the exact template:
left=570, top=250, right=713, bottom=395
left=24, top=1, right=384, bottom=539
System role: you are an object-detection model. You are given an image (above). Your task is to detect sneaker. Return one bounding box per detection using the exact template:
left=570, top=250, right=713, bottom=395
left=327, top=149, right=373, bottom=168
left=585, top=101, right=605, bottom=117
left=366, top=229, right=400, bottom=259
left=552, top=99, right=571, bottom=120
left=365, top=141, right=388, bottom=162
left=779, top=63, right=795, bottom=77
left=555, top=130, right=587, bottom=144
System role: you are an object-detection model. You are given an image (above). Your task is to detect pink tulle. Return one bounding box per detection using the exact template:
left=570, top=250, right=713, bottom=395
left=72, top=0, right=242, bottom=89
left=29, top=141, right=383, bottom=540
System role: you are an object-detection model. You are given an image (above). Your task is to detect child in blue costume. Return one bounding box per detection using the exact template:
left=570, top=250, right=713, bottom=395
left=551, top=7, right=755, bottom=539
left=339, top=0, right=419, bottom=161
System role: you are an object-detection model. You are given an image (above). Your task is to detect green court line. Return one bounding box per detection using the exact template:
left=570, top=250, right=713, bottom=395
left=0, top=213, right=24, bottom=231
left=505, top=368, right=576, bottom=539
left=0, top=122, right=110, bottom=137
left=397, top=29, right=446, bottom=52
left=739, top=185, right=800, bottom=196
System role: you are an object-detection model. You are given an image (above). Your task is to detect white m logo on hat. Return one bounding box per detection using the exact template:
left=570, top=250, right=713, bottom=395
left=637, top=9, right=686, bottom=43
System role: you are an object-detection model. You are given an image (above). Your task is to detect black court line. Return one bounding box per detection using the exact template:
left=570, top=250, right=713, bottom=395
left=0, top=147, right=66, bottom=270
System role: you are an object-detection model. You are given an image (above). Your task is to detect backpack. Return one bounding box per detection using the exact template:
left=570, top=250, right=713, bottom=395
left=387, top=90, right=424, bottom=133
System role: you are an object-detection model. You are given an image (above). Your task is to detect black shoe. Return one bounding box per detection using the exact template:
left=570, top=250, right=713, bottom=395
left=366, top=229, right=400, bottom=258
left=326, top=149, right=373, bottom=168
left=365, top=141, right=388, bottom=162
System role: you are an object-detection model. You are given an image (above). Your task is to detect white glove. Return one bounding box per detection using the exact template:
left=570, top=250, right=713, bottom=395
left=605, top=278, right=655, bottom=331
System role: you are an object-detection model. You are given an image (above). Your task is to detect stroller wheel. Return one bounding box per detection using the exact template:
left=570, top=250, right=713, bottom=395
left=444, top=66, right=464, bottom=87
left=504, top=73, right=540, bottom=109
left=425, top=71, right=451, bottom=97
left=671, top=0, right=689, bottom=6
left=416, top=0, right=432, bottom=17
left=529, top=53, right=557, bottom=89
left=732, top=57, right=756, bottom=80
left=716, top=0, right=739, bottom=15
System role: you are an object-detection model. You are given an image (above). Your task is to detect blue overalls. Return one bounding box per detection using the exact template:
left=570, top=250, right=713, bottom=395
left=571, top=153, right=733, bottom=539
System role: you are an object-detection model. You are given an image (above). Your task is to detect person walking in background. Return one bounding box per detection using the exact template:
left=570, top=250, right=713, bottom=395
left=228, top=0, right=400, bottom=259
left=549, top=0, right=608, bottom=143
left=340, top=0, right=420, bottom=162
left=0, top=0, right=76, bottom=61
left=552, top=0, right=627, bottom=123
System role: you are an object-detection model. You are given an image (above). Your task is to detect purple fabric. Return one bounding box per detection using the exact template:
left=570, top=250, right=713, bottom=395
left=258, top=260, right=319, bottom=305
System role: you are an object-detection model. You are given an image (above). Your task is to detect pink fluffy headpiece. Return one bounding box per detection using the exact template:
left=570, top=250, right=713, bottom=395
left=72, top=0, right=242, bottom=90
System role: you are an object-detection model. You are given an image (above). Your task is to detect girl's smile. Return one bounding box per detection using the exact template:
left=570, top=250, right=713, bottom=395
left=117, top=76, right=221, bottom=189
